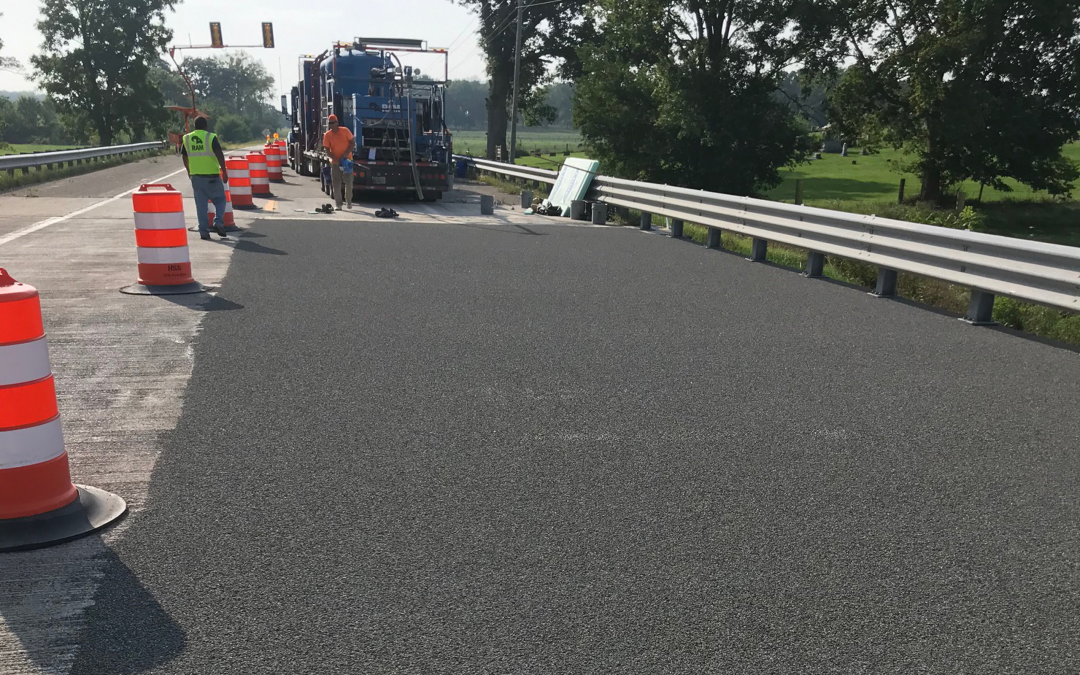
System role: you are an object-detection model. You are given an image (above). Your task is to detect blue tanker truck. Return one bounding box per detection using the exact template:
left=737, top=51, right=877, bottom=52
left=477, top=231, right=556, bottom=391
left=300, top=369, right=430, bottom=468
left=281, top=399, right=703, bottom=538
left=286, top=37, right=453, bottom=202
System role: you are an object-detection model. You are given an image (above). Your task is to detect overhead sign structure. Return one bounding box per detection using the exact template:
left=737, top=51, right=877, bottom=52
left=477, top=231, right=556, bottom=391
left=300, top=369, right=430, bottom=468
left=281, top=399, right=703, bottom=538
left=209, top=22, right=223, bottom=48
left=262, top=23, right=275, bottom=49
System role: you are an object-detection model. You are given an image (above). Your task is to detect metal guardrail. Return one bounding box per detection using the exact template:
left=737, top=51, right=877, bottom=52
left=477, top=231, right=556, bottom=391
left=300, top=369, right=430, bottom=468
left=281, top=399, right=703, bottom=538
left=455, top=155, right=558, bottom=185
left=454, top=155, right=1080, bottom=321
left=0, top=141, right=167, bottom=174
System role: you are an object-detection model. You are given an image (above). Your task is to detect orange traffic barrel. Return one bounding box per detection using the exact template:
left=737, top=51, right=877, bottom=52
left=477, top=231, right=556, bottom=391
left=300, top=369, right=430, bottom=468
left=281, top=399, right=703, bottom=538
left=0, top=269, right=127, bottom=551
left=207, top=189, right=238, bottom=232
left=227, top=157, right=254, bottom=208
left=120, top=184, right=211, bottom=296
left=247, top=152, right=270, bottom=195
left=265, top=144, right=284, bottom=182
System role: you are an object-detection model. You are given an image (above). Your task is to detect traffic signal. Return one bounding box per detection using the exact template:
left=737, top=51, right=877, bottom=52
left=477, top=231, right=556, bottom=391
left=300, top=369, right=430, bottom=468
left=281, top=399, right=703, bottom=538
left=262, top=23, right=275, bottom=49
left=209, top=22, right=223, bottom=48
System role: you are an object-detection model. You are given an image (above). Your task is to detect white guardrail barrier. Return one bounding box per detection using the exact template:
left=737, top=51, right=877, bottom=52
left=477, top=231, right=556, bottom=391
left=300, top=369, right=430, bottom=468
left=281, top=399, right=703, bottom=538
left=0, top=141, right=167, bottom=175
left=456, top=155, right=1080, bottom=323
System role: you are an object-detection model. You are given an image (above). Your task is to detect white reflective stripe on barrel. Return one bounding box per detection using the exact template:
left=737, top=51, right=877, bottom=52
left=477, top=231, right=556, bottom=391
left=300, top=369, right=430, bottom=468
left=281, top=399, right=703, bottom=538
left=249, top=160, right=267, bottom=167
left=227, top=169, right=249, bottom=178
left=0, top=337, right=51, bottom=387
left=0, top=417, right=65, bottom=469
left=134, top=211, right=186, bottom=230
left=231, top=186, right=252, bottom=195
left=252, top=177, right=269, bottom=185
left=137, top=247, right=190, bottom=265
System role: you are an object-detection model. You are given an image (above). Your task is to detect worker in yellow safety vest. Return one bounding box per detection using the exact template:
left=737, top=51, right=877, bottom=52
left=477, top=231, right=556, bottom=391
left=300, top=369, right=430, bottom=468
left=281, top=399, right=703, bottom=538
left=182, top=117, right=230, bottom=239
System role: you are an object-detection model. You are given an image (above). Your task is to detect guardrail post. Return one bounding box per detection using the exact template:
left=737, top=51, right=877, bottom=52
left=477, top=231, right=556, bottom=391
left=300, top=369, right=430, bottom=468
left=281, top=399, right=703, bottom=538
left=705, top=227, right=722, bottom=249
left=639, top=212, right=652, bottom=231
left=898, top=179, right=906, bottom=203
left=749, top=238, right=768, bottom=261
left=795, top=179, right=804, bottom=205
left=670, top=219, right=684, bottom=238
left=873, top=269, right=898, bottom=297
left=805, top=251, right=825, bottom=277
left=964, top=290, right=997, bottom=325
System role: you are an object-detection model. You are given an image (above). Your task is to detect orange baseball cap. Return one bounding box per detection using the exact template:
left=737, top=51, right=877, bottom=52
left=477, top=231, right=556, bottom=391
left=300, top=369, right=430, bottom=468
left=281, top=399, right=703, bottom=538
left=328, top=114, right=338, bottom=123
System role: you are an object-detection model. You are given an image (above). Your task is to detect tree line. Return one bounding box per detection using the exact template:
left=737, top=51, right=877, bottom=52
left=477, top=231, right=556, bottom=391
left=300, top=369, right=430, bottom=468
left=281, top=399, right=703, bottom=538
left=0, top=2, right=283, bottom=150
left=446, top=80, right=574, bottom=131
left=455, top=0, right=1080, bottom=203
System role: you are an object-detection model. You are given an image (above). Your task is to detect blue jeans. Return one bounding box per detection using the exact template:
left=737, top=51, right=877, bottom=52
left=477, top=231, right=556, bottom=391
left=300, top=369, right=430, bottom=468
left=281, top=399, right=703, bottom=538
left=190, top=174, right=227, bottom=235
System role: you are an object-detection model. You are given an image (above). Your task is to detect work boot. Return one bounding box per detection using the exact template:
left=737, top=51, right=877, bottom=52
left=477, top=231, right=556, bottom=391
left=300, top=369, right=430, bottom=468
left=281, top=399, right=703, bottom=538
left=214, top=221, right=227, bottom=237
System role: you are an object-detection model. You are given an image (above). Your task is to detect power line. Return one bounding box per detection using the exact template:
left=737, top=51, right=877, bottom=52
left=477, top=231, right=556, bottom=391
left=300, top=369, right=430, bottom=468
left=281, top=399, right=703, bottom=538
left=445, top=17, right=479, bottom=53
left=446, top=5, right=521, bottom=78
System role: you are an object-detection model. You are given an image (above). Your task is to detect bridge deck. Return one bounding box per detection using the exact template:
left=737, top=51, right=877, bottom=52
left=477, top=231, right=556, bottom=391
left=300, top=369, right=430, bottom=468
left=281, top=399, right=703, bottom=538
left=1, top=154, right=1077, bottom=673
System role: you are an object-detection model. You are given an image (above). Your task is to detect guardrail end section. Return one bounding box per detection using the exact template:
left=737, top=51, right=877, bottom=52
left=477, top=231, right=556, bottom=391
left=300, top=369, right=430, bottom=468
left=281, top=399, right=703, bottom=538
left=962, top=290, right=997, bottom=326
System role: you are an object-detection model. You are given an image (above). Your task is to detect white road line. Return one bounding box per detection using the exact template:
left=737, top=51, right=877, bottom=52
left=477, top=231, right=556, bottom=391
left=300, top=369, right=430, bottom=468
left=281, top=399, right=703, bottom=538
left=0, top=167, right=187, bottom=248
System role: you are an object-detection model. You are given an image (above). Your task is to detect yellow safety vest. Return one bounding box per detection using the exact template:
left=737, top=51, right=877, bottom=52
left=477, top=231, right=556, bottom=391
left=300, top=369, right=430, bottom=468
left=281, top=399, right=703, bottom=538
left=183, top=130, right=220, bottom=175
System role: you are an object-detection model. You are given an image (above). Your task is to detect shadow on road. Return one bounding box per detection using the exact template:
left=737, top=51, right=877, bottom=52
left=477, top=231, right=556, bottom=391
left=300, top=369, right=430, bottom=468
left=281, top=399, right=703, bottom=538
left=69, top=546, right=187, bottom=674
left=158, top=292, right=245, bottom=312
left=233, top=238, right=288, bottom=256
left=0, top=538, right=186, bottom=675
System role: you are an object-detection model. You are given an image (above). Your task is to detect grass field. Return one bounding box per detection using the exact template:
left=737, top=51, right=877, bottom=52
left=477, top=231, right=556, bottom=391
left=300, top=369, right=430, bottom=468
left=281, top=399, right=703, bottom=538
left=0, top=143, right=81, bottom=156
left=452, top=129, right=582, bottom=157
left=768, top=143, right=1080, bottom=204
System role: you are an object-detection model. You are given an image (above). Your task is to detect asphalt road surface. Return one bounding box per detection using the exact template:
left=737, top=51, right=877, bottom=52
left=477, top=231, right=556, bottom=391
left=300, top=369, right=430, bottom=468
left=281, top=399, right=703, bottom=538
left=64, top=217, right=1080, bottom=673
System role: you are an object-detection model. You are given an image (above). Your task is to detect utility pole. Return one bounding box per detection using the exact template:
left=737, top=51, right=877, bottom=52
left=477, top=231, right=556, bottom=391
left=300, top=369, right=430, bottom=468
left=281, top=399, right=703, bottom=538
left=509, top=0, right=524, bottom=164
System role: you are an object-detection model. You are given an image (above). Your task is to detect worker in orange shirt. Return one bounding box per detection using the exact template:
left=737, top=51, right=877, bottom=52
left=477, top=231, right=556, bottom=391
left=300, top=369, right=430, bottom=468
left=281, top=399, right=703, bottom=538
left=322, top=114, right=356, bottom=209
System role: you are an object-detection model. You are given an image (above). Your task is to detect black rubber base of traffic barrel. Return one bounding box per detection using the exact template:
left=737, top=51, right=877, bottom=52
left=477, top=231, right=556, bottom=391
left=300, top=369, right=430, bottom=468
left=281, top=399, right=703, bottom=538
left=233, top=204, right=259, bottom=210
left=119, top=281, right=213, bottom=296
left=0, top=485, right=128, bottom=553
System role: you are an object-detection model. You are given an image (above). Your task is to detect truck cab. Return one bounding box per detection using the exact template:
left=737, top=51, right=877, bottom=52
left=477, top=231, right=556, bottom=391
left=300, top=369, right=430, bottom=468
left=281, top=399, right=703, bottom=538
left=289, top=38, right=453, bottom=201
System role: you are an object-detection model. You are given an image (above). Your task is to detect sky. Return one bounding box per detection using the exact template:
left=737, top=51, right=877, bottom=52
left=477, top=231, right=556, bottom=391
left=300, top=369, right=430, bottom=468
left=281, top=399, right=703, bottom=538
left=0, top=0, right=490, bottom=94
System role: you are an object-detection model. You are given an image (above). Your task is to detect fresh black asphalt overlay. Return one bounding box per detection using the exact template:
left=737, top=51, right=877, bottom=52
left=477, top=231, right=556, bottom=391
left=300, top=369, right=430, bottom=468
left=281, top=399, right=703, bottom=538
left=74, top=219, right=1080, bottom=673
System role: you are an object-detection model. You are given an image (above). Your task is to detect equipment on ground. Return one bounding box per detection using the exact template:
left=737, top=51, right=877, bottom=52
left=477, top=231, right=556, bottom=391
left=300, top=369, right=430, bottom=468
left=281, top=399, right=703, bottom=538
left=287, top=38, right=453, bottom=202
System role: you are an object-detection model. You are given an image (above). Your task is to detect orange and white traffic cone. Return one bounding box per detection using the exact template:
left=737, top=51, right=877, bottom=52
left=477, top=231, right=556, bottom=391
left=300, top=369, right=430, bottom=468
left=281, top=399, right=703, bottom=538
left=204, top=184, right=239, bottom=233
left=0, top=269, right=127, bottom=552
left=121, top=183, right=211, bottom=295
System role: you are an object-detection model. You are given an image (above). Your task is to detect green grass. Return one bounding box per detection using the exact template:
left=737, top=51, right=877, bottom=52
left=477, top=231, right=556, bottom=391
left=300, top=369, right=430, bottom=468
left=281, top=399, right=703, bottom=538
left=768, top=143, right=1080, bottom=204
left=0, top=143, right=82, bottom=156
left=452, top=129, right=582, bottom=157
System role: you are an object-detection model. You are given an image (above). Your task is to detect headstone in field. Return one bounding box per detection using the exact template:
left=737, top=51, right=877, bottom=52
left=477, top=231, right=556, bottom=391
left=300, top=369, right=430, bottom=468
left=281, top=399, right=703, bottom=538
left=841, top=142, right=848, bottom=157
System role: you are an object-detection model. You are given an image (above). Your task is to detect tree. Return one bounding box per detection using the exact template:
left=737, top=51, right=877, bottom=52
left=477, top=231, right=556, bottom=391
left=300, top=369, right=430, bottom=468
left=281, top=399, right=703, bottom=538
left=31, top=0, right=176, bottom=145
left=822, top=0, right=1080, bottom=202
left=0, top=13, right=22, bottom=73
left=180, top=53, right=275, bottom=121
left=446, top=79, right=488, bottom=130
left=0, top=96, right=76, bottom=144
left=454, top=0, right=590, bottom=158
left=574, top=0, right=821, bottom=195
